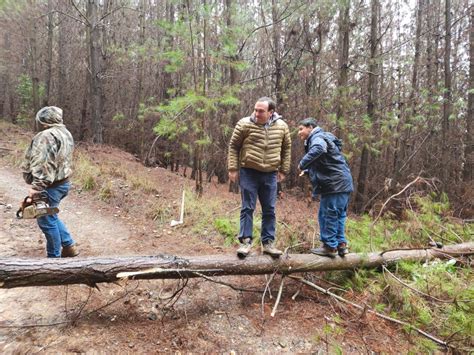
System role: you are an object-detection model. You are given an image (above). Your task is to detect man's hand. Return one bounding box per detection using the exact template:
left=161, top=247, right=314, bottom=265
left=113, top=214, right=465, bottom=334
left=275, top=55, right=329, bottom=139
left=278, top=172, right=286, bottom=182
left=28, top=188, right=44, bottom=202
left=297, top=166, right=307, bottom=177
left=229, top=171, right=238, bottom=183
left=28, top=188, right=39, bottom=198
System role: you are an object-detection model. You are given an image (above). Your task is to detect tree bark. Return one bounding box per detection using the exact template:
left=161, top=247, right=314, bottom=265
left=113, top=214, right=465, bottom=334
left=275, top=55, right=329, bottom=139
left=57, top=3, right=68, bottom=113
left=354, top=0, right=378, bottom=213
left=160, top=0, right=174, bottom=101
left=271, top=0, right=283, bottom=106
left=28, top=0, right=40, bottom=114
left=225, top=0, right=240, bottom=193
left=0, top=243, right=472, bottom=289
left=87, top=0, right=104, bottom=144
left=464, top=5, right=473, bottom=182
left=0, top=32, right=11, bottom=120
left=335, top=0, right=350, bottom=138
left=442, top=0, right=452, bottom=185
left=410, top=0, right=423, bottom=106
left=43, top=0, right=54, bottom=106
left=131, top=0, right=145, bottom=123
left=393, top=0, right=424, bottom=182
left=426, top=0, right=434, bottom=91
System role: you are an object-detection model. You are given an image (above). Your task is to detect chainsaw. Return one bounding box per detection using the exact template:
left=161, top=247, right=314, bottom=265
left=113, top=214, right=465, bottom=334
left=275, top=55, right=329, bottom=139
left=16, top=191, right=59, bottom=219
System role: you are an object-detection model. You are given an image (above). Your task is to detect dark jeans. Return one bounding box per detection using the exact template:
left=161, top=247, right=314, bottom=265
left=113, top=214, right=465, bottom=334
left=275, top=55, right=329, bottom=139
left=238, top=168, right=277, bottom=244
left=36, top=181, right=75, bottom=257
left=318, top=192, right=350, bottom=249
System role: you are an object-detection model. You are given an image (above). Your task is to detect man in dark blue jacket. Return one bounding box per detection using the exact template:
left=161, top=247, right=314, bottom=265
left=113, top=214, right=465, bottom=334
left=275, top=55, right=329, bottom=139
left=297, top=118, right=353, bottom=257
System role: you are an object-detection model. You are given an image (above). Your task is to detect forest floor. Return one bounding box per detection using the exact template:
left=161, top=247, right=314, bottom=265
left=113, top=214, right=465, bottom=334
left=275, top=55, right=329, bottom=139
left=0, top=122, right=426, bottom=353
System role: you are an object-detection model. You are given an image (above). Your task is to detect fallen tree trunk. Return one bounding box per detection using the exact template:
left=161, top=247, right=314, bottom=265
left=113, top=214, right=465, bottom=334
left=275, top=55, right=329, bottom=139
left=0, top=242, right=472, bottom=289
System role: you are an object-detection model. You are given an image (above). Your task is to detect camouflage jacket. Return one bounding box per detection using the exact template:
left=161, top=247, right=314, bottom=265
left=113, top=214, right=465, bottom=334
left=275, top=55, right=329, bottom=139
left=22, top=125, right=74, bottom=190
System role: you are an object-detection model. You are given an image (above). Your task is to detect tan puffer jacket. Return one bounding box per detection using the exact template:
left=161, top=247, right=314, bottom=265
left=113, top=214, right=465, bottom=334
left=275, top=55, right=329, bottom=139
left=228, top=115, right=291, bottom=174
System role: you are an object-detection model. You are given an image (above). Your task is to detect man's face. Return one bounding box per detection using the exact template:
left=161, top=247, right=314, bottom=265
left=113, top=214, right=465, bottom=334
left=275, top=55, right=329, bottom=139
left=254, top=101, right=273, bottom=124
left=298, top=125, right=313, bottom=141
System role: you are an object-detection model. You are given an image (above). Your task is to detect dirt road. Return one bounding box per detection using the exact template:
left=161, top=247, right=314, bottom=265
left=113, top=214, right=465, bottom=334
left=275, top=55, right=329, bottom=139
left=0, top=164, right=147, bottom=352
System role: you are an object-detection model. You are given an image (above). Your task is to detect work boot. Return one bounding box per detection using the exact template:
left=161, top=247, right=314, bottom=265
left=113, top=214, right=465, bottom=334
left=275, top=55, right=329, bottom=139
left=237, top=238, right=252, bottom=259
left=337, top=243, right=349, bottom=257
left=310, top=245, right=337, bottom=258
left=61, top=244, right=79, bottom=258
left=262, top=240, right=283, bottom=258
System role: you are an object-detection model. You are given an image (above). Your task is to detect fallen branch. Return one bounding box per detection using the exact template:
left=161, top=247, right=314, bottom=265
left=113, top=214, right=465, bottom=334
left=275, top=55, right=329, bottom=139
left=192, top=271, right=263, bottom=293
left=381, top=266, right=455, bottom=303
left=289, top=276, right=449, bottom=348
left=262, top=272, right=276, bottom=316
left=271, top=276, right=285, bottom=317
left=0, top=242, right=472, bottom=288
left=373, top=176, right=431, bottom=224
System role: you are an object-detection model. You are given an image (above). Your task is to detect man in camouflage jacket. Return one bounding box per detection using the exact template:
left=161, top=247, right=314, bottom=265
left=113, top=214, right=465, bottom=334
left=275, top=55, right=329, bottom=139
left=22, top=106, right=79, bottom=258
left=228, top=97, right=291, bottom=258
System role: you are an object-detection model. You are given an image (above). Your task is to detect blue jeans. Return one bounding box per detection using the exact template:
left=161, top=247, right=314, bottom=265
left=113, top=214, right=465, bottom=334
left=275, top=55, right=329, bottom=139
left=36, top=181, right=75, bottom=258
left=319, top=192, right=350, bottom=249
left=238, top=168, right=277, bottom=244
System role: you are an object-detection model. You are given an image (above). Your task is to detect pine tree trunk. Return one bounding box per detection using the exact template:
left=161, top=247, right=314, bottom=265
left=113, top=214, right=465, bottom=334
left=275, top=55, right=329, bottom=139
left=271, top=0, right=283, bottom=106
left=43, top=0, right=53, bottom=106
left=225, top=0, right=240, bottom=193
left=335, top=0, right=350, bottom=138
left=354, top=0, right=378, bottom=213
left=442, top=0, right=452, bottom=185
left=0, top=243, right=472, bottom=289
left=463, top=5, right=473, bottom=182
left=57, top=5, right=68, bottom=113
left=28, top=0, right=40, bottom=114
left=0, top=32, right=11, bottom=120
left=87, top=0, right=104, bottom=144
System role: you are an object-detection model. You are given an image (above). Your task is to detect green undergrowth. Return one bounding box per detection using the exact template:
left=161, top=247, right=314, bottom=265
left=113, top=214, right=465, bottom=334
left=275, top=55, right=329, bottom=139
left=326, top=257, right=473, bottom=351
left=346, top=194, right=472, bottom=254
left=74, top=152, right=101, bottom=191
left=321, top=195, right=473, bottom=351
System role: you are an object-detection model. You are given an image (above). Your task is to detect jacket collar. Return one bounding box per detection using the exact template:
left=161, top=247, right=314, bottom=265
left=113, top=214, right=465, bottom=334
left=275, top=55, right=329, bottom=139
left=304, top=126, right=322, bottom=146
left=250, top=112, right=281, bottom=128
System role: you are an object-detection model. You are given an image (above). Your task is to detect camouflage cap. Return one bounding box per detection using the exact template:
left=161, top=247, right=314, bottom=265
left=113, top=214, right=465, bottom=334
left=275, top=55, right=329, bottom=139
left=35, top=106, right=63, bottom=126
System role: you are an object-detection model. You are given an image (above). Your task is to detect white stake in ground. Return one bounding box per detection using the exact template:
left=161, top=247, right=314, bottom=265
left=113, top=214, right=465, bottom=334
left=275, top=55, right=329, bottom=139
left=170, top=190, right=185, bottom=227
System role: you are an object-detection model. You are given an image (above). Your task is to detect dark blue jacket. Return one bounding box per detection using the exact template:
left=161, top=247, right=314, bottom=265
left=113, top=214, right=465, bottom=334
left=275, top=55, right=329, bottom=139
left=299, top=127, right=353, bottom=196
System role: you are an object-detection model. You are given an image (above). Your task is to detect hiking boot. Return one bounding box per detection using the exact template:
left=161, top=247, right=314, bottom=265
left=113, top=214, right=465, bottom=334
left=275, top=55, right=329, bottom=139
left=262, top=241, right=283, bottom=258
left=338, top=243, right=349, bottom=257
left=237, top=238, right=252, bottom=258
left=310, top=245, right=337, bottom=258
left=61, top=244, right=79, bottom=258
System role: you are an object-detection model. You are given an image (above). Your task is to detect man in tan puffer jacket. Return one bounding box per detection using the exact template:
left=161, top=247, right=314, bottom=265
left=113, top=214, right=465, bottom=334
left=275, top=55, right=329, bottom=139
left=228, top=97, right=291, bottom=258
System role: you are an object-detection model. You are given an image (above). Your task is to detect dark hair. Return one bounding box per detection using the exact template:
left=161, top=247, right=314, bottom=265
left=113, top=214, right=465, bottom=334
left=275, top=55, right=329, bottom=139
left=298, top=117, right=317, bottom=128
left=257, top=97, right=276, bottom=111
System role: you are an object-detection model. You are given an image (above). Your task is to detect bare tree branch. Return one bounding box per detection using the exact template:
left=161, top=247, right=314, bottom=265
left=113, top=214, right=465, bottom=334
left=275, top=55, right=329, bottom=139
left=290, top=276, right=450, bottom=349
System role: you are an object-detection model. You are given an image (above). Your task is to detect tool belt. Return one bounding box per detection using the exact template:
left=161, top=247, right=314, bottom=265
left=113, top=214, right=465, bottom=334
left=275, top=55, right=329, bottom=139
left=16, top=191, right=59, bottom=219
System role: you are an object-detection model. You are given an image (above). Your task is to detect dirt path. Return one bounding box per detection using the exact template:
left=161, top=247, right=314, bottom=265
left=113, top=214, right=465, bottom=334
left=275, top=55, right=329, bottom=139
left=0, top=164, right=145, bottom=352
left=0, top=167, right=138, bottom=258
